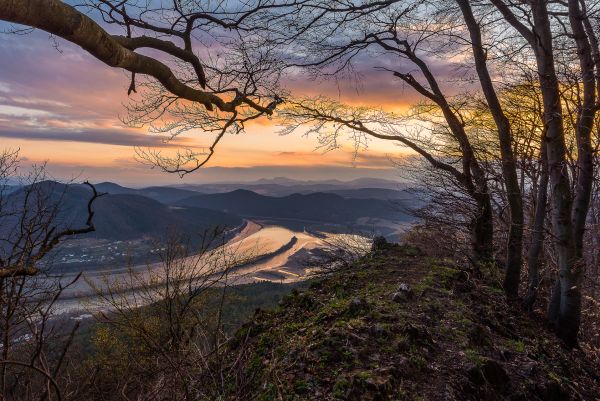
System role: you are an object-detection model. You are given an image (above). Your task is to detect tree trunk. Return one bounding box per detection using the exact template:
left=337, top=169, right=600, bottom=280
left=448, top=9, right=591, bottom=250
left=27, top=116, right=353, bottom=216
left=523, top=140, right=548, bottom=311
left=472, top=192, right=495, bottom=264
left=568, top=0, right=596, bottom=259
left=529, top=1, right=579, bottom=347
left=457, top=0, right=523, bottom=296
left=549, top=0, right=597, bottom=346
left=393, top=42, right=495, bottom=266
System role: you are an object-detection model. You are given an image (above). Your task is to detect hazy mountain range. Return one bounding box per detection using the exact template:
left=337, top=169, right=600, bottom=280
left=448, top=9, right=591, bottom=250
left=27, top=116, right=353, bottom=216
left=175, top=189, right=412, bottom=225
left=1, top=182, right=241, bottom=242
left=172, top=177, right=408, bottom=197
left=2, top=178, right=422, bottom=243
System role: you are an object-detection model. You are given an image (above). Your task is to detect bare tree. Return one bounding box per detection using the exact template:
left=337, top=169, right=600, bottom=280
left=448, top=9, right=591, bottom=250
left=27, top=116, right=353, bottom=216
left=302, top=232, right=372, bottom=276
left=0, top=149, right=104, bottom=400
left=271, top=0, right=600, bottom=345
left=0, top=0, right=284, bottom=175
left=454, top=0, right=524, bottom=298
left=487, top=0, right=599, bottom=346
left=278, top=93, right=495, bottom=267
left=83, top=229, right=257, bottom=401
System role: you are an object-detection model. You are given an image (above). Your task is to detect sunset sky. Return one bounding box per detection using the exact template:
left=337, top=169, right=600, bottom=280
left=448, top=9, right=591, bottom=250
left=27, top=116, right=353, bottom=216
left=0, top=26, right=433, bottom=186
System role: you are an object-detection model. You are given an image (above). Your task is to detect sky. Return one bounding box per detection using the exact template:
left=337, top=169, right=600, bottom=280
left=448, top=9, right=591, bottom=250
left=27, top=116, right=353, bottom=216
left=0, top=24, right=436, bottom=187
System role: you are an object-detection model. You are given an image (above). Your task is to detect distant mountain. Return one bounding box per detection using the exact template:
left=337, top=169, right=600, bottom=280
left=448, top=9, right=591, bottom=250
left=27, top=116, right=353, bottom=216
left=94, top=182, right=133, bottom=194
left=90, top=195, right=241, bottom=240
left=252, top=177, right=302, bottom=185
left=0, top=184, right=21, bottom=195
left=244, top=177, right=402, bottom=188
left=174, top=177, right=406, bottom=197
left=2, top=182, right=242, bottom=241
left=343, top=177, right=402, bottom=188
left=94, top=182, right=200, bottom=204
left=176, top=189, right=414, bottom=225
left=322, top=188, right=414, bottom=200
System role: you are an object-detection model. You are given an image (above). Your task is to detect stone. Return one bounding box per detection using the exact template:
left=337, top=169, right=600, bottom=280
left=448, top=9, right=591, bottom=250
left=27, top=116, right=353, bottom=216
left=398, top=283, right=411, bottom=292
left=392, top=291, right=407, bottom=303
left=370, top=323, right=387, bottom=338
left=467, top=324, right=492, bottom=347
left=392, top=282, right=413, bottom=303
left=349, top=298, right=367, bottom=315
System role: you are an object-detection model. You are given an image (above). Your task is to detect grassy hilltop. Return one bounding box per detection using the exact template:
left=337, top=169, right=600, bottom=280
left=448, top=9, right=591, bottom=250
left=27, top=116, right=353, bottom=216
left=202, top=245, right=599, bottom=401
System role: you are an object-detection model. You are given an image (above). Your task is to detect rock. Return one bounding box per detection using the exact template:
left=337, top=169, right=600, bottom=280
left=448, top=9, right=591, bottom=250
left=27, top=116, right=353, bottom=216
left=535, top=380, right=570, bottom=401
left=467, top=324, right=492, bottom=347
left=403, top=323, right=436, bottom=348
left=453, top=270, right=475, bottom=293
left=522, top=361, right=537, bottom=376
left=480, top=360, right=510, bottom=393
left=349, top=298, right=368, bottom=315
left=347, top=370, right=394, bottom=401
left=392, top=292, right=407, bottom=303
left=392, top=282, right=413, bottom=303
left=297, top=293, right=315, bottom=308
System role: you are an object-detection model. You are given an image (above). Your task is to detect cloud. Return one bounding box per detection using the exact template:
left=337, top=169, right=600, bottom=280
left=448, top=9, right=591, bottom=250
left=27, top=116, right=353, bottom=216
left=0, top=24, right=430, bottom=185
left=0, top=127, right=196, bottom=148
left=0, top=105, right=55, bottom=118
left=283, top=47, right=476, bottom=110
left=353, top=152, right=397, bottom=168
left=0, top=30, right=130, bottom=124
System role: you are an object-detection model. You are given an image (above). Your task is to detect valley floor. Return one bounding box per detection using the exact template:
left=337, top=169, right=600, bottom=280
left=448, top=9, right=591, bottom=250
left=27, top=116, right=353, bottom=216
left=53, top=220, right=358, bottom=314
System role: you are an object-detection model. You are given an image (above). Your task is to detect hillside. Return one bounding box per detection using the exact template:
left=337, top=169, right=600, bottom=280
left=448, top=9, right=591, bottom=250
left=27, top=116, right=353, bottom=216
left=176, top=178, right=405, bottom=197
left=94, top=182, right=200, bottom=204
left=89, top=194, right=241, bottom=240
left=176, top=189, right=413, bottom=224
left=323, top=188, right=419, bottom=201
left=3, top=182, right=242, bottom=241
left=208, top=245, right=599, bottom=401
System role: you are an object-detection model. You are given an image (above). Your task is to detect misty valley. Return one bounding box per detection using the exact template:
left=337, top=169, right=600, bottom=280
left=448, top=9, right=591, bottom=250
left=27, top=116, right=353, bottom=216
left=2, top=178, right=419, bottom=309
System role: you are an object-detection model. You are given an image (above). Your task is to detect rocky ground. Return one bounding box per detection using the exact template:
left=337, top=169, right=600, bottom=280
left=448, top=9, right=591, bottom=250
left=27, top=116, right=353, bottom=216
left=210, top=244, right=599, bottom=400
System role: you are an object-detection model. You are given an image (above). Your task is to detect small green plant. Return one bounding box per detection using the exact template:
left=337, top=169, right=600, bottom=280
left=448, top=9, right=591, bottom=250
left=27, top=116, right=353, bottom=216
left=293, top=379, right=308, bottom=394
left=333, top=378, right=350, bottom=398
left=503, top=338, right=525, bottom=353
left=464, top=349, right=486, bottom=365
left=409, top=354, right=428, bottom=370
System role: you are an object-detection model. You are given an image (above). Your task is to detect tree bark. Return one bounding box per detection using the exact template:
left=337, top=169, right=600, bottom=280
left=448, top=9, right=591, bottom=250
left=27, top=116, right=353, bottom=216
left=457, top=0, right=524, bottom=296
left=568, top=0, right=596, bottom=258
left=530, top=1, right=578, bottom=346
left=391, top=45, right=495, bottom=265
left=472, top=192, right=495, bottom=264
left=523, top=140, right=548, bottom=311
